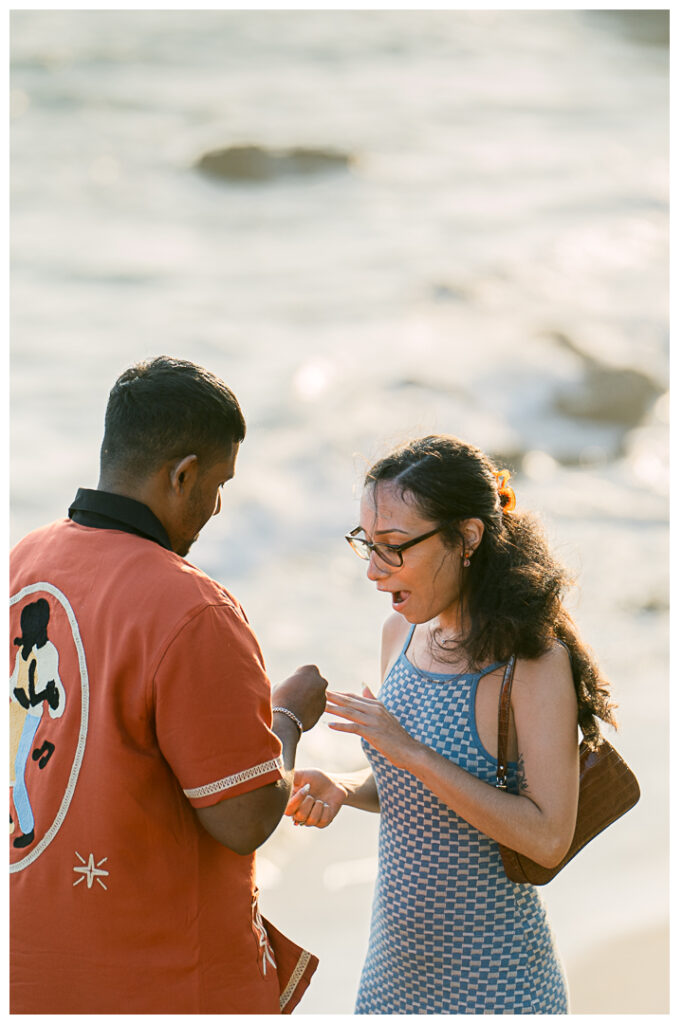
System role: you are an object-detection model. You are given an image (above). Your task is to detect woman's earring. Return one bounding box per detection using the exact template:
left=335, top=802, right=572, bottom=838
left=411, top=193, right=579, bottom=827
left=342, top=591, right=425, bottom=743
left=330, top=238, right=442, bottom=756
left=463, top=551, right=471, bottom=568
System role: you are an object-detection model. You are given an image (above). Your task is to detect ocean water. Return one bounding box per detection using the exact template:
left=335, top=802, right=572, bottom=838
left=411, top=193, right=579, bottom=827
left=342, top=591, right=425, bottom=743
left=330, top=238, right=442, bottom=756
left=10, top=9, right=669, bottom=1013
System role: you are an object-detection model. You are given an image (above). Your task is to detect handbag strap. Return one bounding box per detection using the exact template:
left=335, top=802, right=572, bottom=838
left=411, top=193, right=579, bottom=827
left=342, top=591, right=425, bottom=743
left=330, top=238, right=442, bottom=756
left=496, top=655, right=517, bottom=790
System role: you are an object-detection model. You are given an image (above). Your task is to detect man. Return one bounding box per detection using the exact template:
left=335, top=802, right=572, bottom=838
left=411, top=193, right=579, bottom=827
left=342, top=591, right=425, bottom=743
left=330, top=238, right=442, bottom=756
left=9, top=356, right=328, bottom=1013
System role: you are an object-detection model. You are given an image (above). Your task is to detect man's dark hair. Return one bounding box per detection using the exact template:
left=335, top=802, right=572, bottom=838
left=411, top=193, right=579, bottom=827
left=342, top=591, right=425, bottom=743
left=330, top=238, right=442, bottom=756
left=100, top=356, right=246, bottom=478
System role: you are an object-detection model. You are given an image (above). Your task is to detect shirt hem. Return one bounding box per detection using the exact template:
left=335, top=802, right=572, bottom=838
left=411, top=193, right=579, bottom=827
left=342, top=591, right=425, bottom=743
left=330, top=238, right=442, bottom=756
left=279, top=950, right=313, bottom=1011
left=183, top=756, right=285, bottom=801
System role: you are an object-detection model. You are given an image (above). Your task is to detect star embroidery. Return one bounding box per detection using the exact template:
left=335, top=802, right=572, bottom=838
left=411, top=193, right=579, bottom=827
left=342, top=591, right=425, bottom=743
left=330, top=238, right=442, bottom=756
left=73, top=851, right=109, bottom=890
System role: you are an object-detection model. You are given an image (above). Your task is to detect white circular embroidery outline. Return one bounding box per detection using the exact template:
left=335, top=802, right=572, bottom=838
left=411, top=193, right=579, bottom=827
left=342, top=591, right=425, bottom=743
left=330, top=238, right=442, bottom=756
left=10, top=581, right=90, bottom=872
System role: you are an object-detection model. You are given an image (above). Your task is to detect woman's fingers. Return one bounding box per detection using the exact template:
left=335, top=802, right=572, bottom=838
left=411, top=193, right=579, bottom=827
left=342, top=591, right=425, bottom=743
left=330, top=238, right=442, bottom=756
left=292, top=796, right=331, bottom=828
left=284, top=782, right=311, bottom=815
left=297, top=793, right=316, bottom=817
left=326, top=690, right=381, bottom=721
left=324, top=703, right=366, bottom=721
left=290, top=793, right=314, bottom=824
left=326, top=689, right=376, bottom=707
left=283, top=768, right=346, bottom=829
left=323, top=687, right=394, bottom=744
left=304, top=799, right=327, bottom=828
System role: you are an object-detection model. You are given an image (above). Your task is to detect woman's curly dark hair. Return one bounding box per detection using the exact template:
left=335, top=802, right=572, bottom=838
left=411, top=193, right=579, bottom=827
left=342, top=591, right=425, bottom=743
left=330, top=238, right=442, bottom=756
left=366, top=435, right=616, bottom=748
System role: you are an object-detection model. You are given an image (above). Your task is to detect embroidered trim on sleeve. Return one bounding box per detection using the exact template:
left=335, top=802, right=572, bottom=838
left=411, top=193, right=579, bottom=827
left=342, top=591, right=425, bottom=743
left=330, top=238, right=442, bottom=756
left=279, top=950, right=312, bottom=1011
left=183, top=756, right=284, bottom=800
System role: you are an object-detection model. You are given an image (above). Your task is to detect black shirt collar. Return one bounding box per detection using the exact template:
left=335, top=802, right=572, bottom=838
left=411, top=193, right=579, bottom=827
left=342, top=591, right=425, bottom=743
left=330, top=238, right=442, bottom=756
left=68, top=488, right=173, bottom=551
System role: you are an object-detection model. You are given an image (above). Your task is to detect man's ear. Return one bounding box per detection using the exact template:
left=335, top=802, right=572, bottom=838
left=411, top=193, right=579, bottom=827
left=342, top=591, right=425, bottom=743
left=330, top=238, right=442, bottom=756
left=169, top=454, right=198, bottom=495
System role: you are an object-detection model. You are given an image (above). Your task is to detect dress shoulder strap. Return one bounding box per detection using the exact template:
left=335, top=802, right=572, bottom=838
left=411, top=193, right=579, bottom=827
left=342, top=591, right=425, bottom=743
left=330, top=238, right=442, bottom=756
left=401, top=624, right=416, bottom=657
left=554, top=637, right=572, bottom=664
left=477, top=659, right=507, bottom=678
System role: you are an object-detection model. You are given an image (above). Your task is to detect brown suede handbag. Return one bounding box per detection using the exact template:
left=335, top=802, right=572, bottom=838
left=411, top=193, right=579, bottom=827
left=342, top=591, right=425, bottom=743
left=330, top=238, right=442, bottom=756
left=495, top=655, right=640, bottom=885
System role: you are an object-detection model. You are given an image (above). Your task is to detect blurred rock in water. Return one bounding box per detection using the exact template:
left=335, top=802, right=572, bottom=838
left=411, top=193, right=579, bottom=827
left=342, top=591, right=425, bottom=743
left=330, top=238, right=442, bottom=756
left=583, top=10, right=669, bottom=48
left=431, top=281, right=473, bottom=304
left=548, top=331, right=662, bottom=429
left=195, top=144, right=353, bottom=183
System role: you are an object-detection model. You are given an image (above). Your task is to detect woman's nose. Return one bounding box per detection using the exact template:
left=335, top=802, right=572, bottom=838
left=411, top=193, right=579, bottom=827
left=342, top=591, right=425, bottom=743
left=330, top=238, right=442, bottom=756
left=366, top=550, right=390, bottom=581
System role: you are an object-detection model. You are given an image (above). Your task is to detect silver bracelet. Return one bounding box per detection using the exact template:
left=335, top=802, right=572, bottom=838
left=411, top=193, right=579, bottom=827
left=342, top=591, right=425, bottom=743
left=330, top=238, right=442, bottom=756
left=272, top=706, right=304, bottom=738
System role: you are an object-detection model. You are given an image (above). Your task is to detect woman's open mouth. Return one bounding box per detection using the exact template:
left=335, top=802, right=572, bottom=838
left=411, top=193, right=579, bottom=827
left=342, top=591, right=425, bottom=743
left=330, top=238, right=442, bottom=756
left=391, top=591, right=410, bottom=611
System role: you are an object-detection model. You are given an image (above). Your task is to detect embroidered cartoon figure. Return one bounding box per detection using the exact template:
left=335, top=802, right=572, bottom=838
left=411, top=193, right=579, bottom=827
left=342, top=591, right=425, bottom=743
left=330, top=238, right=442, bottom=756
left=9, top=598, right=66, bottom=849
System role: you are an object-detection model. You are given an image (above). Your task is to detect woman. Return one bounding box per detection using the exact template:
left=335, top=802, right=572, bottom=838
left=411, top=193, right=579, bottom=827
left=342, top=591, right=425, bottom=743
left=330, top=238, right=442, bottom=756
left=285, top=435, right=616, bottom=1014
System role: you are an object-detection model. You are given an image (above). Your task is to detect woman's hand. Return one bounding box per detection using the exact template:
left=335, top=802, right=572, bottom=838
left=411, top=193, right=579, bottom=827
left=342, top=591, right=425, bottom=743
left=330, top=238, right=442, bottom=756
left=285, top=768, right=348, bottom=828
left=326, top=686, right=422, bottom=770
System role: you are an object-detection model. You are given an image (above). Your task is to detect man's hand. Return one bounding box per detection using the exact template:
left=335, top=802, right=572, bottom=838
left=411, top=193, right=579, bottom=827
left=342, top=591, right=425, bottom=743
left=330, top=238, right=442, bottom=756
left=271, top=664, right=328, bottom=732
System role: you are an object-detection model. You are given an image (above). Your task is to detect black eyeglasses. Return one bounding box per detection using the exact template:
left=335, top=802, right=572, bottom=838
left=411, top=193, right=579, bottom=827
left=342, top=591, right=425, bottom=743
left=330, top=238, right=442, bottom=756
left=345, top=525, right=444, bottom=568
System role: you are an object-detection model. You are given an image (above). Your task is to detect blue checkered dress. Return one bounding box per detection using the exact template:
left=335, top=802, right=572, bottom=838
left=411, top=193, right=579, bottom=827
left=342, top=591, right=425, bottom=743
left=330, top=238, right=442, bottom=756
left=355, top=627, right=568, bottom=1014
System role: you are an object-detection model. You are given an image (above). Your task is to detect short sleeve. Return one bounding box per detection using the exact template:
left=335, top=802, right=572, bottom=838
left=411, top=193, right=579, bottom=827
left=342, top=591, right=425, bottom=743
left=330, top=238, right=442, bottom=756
left=154, top=603, right=284, bottom=808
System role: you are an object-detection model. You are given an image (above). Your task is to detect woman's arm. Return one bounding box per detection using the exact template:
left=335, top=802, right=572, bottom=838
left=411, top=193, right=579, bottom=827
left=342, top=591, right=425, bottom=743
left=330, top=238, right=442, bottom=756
left=335, top=767, right=380, bottom=811
left=327, top=643, right=579, bottom=868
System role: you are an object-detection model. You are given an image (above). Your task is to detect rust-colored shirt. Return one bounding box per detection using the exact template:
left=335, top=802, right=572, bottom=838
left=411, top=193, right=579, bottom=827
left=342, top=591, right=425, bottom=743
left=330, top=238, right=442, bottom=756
left=10, top=511, right=313, bottom=1013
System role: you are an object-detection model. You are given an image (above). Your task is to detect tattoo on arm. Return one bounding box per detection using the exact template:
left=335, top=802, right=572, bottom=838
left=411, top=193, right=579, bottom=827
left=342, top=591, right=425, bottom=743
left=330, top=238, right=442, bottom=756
left=517, top=753, right=529, bottom=794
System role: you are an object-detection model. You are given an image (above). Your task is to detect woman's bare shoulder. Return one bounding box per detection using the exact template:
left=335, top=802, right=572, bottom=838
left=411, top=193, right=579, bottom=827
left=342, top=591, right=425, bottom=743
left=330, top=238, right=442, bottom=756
left=380, top=613, right=411, bottom=679
left=513, top=642, right=576, bottom=711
